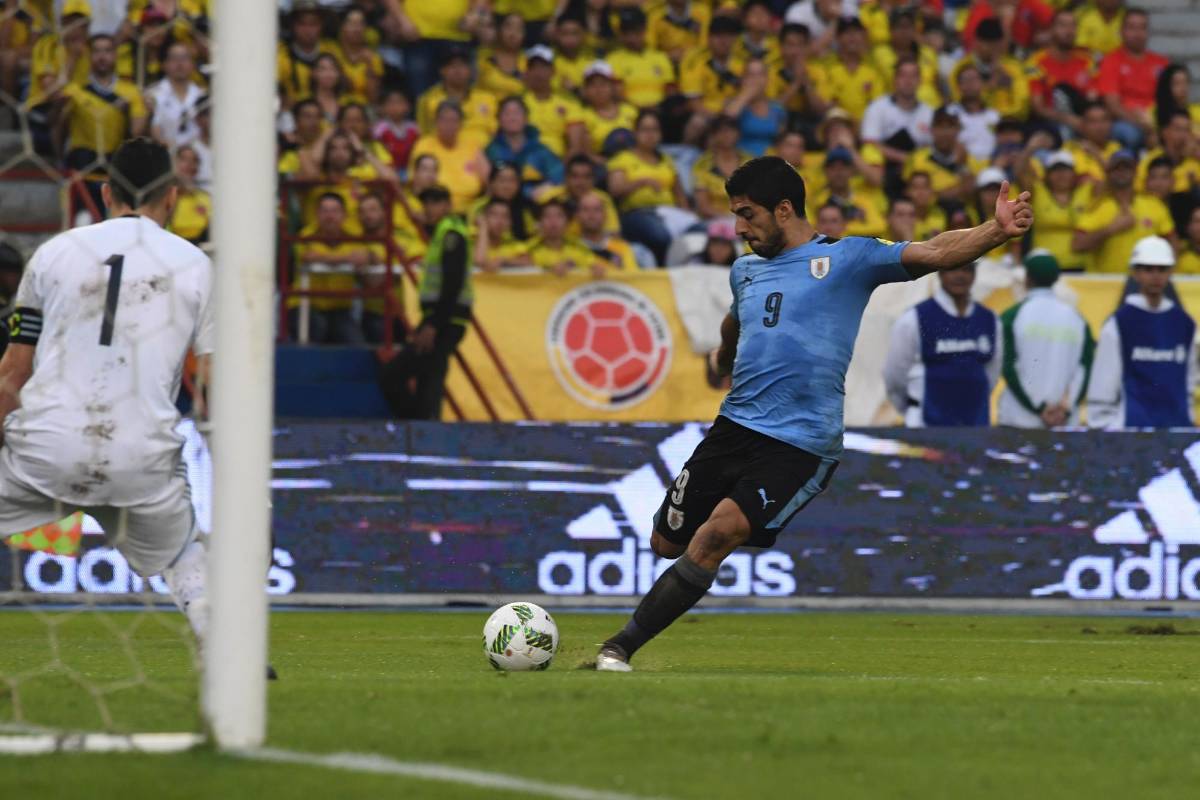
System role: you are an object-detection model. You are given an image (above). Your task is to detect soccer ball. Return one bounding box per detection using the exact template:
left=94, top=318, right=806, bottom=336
left=483, top=602, right=559, bottom=671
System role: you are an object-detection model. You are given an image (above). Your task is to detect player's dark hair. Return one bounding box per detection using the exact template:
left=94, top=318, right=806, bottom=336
left=418, top=185, right=451, bottom=205
left=108, top=137, right=175, bottom=208
left=725, top=156, right=807, bottom=219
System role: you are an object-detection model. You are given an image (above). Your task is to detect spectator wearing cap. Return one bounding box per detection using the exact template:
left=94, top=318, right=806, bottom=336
left=551, top=13, right=594, bottom=95
left=733, top=1, right=782, bottom=68
left=527, top=199, right=607, bottom=278
left=379, top=184, right=474, bottom=420
left=276, top=3, right=335, bottom=107
left=0, top=242, right=24, bottom=359
left=1026, top=10, right=1094, bottom=137
left=815, top=202, right=848, bottom=239
left=783, top=0, right=849, bottom=56
left=417, top=46, right=499, bottom=145
left=607, top=109, right=693, bottom=265
left=815, top=17, right=884, bottom=124
left=998, top=251, right=1095, bottom=428
left=1089, top=236, right=1196, bottom=428
left=1095, top=8, right=1168, bottom=149
left=905, top=107, right=983, bottom=204
left=578, top=61, right=640, bottom=160
left=952, top=17, right=1029, bottom=122
left=771, top=23, right=830, bottom=122
left=577, top=192, right=640, bottom=272
left=1136, top=110, right=1200, bottom=195
left=813, top=147, right=887, bottom=238
left=329, top=5, right=383, bottom=106
left=607, top=8, right=676, bottom=110
left=1063, top=101, right=1121, bottom=187
left=723, top=58, right=787, bottom=157
left=870, top=10, right=942, bottom=110
left=478, top=13, right=529, bottom=100
left=391, top=0, right=487, bottom=100
left=409, top=100, right=490, bottom=213
left=522, top=45, right=587, bottom=159
left=692, top=115, right=752, bottom=220
left=1076, top=0, right=1125, bottom=56
left=1016, top=144, right=1091, bottom=272
left=861, top=57, right=934, bottom=177
left=904, top=171, right=947, bottom=239
left=485, top=96, right=564, bottom=198
left=1177, top=206, right=1200, bottom=274
left=145, top=42, right=204, bottom=151
left=883, top=261, right=1002, bottom=427
left=1074, top=149, right=1176, bottom=273
left=679, top=14, right=745, bottom=117
left=945, top=66, right=1003, bottom=161
left=647, top=0, right=713, bottom=65
left=972, top=167, right=1019, bottom=262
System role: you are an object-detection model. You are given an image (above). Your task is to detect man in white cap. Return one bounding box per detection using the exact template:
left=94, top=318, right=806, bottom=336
left=523, top=45, right=587, bottom=158
left=998, top=250, right=1095, bottom=428
left=883, top=260, right=1003, bottom=427
left=1088, top=236, right=1197, bottom=428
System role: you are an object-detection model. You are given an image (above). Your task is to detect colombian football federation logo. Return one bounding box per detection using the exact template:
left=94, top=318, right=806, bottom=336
left=546, top=282, right=673, bottom=410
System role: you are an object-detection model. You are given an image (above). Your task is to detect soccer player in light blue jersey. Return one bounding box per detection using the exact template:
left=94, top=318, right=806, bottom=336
left=597, top=156, right=1033, bottom=671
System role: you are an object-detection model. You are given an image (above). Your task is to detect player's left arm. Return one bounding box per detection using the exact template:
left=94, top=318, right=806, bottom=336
left=0, top=342, right=34, bottom=444
left=708, top=313, right=739, bottom=378
left=901, top=181, right=1032, bottom=278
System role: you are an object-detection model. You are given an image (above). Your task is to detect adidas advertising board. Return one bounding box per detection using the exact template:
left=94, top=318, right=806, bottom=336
left=5, top=422, right=1200, bottom=602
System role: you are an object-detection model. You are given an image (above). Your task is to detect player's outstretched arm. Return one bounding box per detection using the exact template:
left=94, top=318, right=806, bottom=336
left=0, top=343, right=35, bottom=445
left=901, top=181, right=1032, bottom=278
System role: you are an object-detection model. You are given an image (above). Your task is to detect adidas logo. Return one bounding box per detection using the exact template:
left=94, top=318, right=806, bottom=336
left=1033, top=440, right=1200, bottom=600
left=537, top=424, right=796, bottom=597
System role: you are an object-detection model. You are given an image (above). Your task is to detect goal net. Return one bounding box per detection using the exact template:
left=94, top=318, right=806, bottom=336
left=0, top=0, right=275, bottom=753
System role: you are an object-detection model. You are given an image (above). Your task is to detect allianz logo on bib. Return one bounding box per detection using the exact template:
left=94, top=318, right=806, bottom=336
left=1033, top=440, right=1200, bottom=600
left=1130, top=345, right=1187, bottom=364
left=935, top=335, right=991, bottom=355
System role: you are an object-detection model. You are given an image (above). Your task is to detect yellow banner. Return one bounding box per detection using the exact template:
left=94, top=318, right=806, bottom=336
left=443, top=272, right=726, bottom=421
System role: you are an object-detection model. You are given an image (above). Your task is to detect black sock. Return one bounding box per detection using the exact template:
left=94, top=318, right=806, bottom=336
left=606, top=555, right=717, bottom=659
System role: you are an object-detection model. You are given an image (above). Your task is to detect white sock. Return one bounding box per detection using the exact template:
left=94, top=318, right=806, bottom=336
left=163, top=540, right=208, bottom=647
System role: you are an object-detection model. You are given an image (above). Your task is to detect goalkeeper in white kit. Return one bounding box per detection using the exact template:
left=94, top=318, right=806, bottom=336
left=0, top=137, right=212, bottom=651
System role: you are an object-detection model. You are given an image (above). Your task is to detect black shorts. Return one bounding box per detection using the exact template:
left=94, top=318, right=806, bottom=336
left=653, top=416, right=838, bottom=549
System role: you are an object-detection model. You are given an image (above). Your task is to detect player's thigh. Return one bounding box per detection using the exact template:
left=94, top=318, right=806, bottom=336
left=0, top=456, right=69, bottom=538
left=728, top=443, right=839, bottom=549
left=90, top=472, right=197, bottom=578
left=653, top=421, right=744, bottom=550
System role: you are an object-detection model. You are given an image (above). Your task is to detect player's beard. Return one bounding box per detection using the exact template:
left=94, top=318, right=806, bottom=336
left=746, top=224, right=785, bottom=259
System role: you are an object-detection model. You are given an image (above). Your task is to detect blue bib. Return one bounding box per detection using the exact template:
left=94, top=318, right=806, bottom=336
left=1115, top=302, right=1194, bottom=427
left=916, top=297, right=995, bottom=426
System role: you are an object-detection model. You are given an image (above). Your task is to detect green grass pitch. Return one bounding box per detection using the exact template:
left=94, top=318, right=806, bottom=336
left=3, top=609, right=1200, bottom=799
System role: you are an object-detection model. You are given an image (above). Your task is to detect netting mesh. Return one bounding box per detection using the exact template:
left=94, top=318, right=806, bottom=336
left=0, top=1, right=213, bottom=745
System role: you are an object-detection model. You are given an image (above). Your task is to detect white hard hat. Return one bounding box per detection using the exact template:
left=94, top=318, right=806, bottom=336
left=1129, top=235, right=1176, bottom=268
left=976, top=166, right=1007, bottom=188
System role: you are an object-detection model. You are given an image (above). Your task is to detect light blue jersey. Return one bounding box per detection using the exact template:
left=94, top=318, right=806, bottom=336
left=719, top=234, right=911, bottom=458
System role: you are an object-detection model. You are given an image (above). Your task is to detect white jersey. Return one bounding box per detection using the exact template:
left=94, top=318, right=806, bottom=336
left=3, top=215, right=214, bottom=507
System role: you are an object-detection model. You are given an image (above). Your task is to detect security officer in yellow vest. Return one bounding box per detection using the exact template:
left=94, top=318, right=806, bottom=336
left=379, top=185, right=473, bottom=419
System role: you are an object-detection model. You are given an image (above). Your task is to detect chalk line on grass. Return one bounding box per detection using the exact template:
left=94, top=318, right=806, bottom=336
left=231, top=746, right=667, bottom=800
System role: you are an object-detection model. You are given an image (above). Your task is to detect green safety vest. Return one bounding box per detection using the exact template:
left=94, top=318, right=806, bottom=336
left=420, top=215, right=474, bottom=324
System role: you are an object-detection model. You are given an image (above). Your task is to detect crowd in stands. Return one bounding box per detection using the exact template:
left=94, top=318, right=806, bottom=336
left=3, top=0, right=1200, bottom=425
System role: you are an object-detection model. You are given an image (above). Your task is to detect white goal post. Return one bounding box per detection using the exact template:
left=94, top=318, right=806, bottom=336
left=206, top=0, right=279, bottom=749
